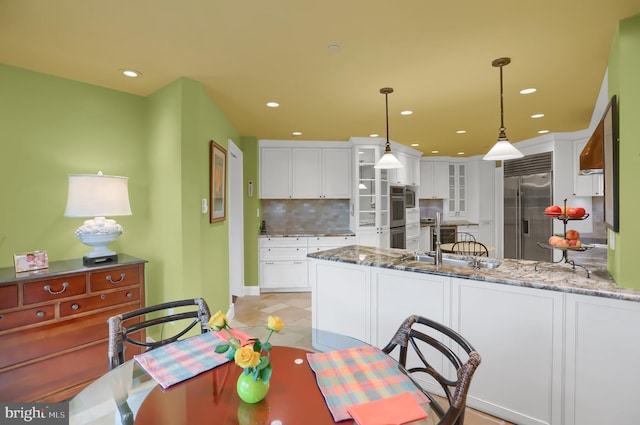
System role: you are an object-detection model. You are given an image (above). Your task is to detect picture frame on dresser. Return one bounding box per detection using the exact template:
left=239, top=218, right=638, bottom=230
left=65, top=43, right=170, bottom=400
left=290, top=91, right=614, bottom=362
left=13, top=250, right=48, bottom=273
left=210, top=140, right=227, bottom=223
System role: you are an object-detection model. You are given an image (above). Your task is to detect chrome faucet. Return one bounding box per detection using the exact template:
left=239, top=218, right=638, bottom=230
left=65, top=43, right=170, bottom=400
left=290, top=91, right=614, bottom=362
left=435, top=212, right=442, bottom=267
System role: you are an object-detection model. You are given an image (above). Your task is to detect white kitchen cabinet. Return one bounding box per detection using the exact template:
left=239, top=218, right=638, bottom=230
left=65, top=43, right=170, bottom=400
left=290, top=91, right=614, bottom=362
left=389, top=152, right=421, bottom=186
left=456, top=224, right=478, bottom=240
left=564, top=294, right=640, bottom=425
left=451, top=277, right=564, bottom=425
left=447, top=163, right=467, bottom=218
left=419, top=226, right=432, bottom=251
left=307, top=235, right=356, bottom=253
left=373, top=268, right=450, bottom=394
left=260, top=148, right=292, bottom=199
left=259, top=237, right=309, bottom=291
left=321, top=148, right=352, bottom=198
left=354, top=145, right=390, bottom=247
left=419, top=161, right=449, bottom=199
left=572, top=139, right=603, bottom=197
left=311, top=261, right=371, bottom=350
left=260, top=145, right=351, bottom=199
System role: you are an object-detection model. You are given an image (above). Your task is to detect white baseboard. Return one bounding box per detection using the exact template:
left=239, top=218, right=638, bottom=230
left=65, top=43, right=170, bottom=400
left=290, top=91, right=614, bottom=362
left=243, top=285, right=261, bottom=296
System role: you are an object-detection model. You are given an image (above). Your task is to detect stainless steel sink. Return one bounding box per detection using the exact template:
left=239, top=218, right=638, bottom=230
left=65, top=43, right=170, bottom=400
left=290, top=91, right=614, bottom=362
left=402, top=252, right=501, bottom=269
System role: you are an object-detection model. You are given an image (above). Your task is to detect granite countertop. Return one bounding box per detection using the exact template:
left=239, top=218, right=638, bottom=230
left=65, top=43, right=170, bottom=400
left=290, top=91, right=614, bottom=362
left=307, top=245, right=640, bottom=303
left=259, top=230, right=356, bottom=238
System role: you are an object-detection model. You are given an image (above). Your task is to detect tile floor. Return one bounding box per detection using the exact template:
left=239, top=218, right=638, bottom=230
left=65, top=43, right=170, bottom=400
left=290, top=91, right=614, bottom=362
left=232, top=292, right=515, bottom=425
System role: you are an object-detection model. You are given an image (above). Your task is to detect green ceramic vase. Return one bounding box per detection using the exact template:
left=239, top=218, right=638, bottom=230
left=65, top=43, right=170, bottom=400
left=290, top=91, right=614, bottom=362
left=236, top=372, right=270, bottom=403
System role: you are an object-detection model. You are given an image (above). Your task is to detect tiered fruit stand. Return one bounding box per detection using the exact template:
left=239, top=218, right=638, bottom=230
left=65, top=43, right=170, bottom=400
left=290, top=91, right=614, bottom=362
left=537, top=199, right=594, bottom=277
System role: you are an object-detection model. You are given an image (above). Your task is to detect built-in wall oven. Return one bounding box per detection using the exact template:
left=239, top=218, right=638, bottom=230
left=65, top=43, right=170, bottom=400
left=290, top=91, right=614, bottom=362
left=390, top=186, right=406, bottom=249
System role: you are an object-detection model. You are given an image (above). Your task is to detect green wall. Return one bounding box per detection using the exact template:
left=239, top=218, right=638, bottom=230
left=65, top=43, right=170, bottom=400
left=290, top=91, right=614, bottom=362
left=0, top=64, right=259, bottom=314
left=607, top=14, right=640, bottom=288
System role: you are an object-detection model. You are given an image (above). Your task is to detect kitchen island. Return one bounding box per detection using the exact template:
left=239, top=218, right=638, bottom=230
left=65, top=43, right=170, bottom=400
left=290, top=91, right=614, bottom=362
left=308, top=245, right=640, bottom=425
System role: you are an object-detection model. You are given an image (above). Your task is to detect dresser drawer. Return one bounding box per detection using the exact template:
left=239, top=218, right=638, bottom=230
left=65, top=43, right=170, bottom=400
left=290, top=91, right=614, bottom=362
left=0, top=304, right=139, bottom=369
left=90, top=266, right=140, bottom=291
left=23, top=275, right=86, bottom=304
left=0, top=285, right=18, bottom=310
left=0, top=305, right=55, bottom=331
left=0, top=341, right=107, bottom=402
left=60, top=287, right=140, bottom=317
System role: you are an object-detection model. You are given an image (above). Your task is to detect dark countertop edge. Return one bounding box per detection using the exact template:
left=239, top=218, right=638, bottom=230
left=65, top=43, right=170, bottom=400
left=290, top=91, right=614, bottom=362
left=259, top=232, right=356, bottom=238
left=307, top=251, right=640, bottom=304
left=0, top=254, right=147, bottom=285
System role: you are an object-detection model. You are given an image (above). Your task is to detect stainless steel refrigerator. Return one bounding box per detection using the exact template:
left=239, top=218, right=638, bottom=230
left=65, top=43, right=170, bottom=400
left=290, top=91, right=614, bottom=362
left=503, top=153, right=553, bottom=261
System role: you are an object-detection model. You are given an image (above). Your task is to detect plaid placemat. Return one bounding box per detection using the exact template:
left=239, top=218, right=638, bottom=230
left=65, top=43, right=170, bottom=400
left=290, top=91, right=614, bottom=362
left=134, top=331, right=234, bottom=389
left=307, top=345, right=430, bottom=422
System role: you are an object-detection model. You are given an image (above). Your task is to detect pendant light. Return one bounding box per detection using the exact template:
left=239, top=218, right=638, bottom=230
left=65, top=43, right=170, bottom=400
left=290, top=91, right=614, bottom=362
left=483, top=57, right=524, bottom=161
left=374, top=87, right=403, bottom=169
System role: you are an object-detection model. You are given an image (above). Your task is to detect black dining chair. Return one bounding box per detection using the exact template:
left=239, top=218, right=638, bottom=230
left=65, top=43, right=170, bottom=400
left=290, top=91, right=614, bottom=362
left=107, top=298, right=212, bottom=370
left=382, top=315, right=481, bottom=425
left=450, top=240, right=489, bottom=257
left=455, top=232, right=477, bottom=242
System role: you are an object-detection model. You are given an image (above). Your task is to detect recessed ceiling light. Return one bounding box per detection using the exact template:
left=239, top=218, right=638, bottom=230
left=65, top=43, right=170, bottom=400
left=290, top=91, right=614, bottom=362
left=538, top=130, right=550, bottom=134
left=457, top=152, right=465, bottom=155
left=266, top=102, right=279, bottom=108
left=410, top=143, right=419, bottom=147
left=431, top=150, right=439, bottom=154
left=456, top=130, right=467, bottom=134
left=400, top=110, right=413, bottom=116
left=369, top=134, right=379, bottom=137
left=326, top=43, right=341, bottom=52
left=531, top=113, right=545, bottom=119
left=292, top=131, right=302, bottom=136
left=520, top=88, right=537, bottom=94
left=121, top=69, right=141, bottom=78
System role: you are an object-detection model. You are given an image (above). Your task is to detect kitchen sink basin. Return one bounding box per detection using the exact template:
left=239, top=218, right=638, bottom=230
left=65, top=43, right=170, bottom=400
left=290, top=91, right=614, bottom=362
left=402, top=252, right=502, bottom=269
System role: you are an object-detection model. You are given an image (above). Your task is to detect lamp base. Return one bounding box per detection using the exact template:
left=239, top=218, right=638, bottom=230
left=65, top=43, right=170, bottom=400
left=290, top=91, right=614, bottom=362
left=83, top=254, right=118, bottom=267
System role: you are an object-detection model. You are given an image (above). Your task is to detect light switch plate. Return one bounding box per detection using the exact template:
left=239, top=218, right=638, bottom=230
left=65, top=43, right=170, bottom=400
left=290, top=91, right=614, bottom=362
left=201, top=198, right=208, bottom=214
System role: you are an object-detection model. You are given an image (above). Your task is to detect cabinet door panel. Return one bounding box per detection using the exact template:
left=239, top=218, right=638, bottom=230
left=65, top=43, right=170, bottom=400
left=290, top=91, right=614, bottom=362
left=292, top=148, right=321, bottom=198
left=260, top=148, right=292, bottom=198
left=322, top=148, right=351, bottom=198
left=259, top=261, right=308, bottom=288
left=451, top=278, right=563, bottom=425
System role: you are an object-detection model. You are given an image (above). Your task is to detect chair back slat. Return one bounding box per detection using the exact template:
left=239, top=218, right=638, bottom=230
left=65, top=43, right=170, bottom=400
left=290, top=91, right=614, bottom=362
left=381, top=315, right=481, bottom=425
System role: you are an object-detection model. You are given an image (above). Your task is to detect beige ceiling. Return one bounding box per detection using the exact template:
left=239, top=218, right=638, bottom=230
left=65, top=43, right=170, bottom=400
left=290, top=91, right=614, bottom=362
left=2, top=1, right=639, bottom=157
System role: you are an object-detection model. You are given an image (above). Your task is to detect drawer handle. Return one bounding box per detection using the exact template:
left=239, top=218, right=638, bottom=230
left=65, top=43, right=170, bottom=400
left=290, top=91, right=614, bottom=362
left=0, top=315, right=3, bottom=320
left=71, top=304, right=79, bottom=310
left=36, top=311, right=45, bottom=318
left=106, top=273, right=126, bottom=284
left=126, top=292, right=133, bottom=298
left=101, top=294, right=106, bottom=300
left=44, top=282, right=69, bottom=295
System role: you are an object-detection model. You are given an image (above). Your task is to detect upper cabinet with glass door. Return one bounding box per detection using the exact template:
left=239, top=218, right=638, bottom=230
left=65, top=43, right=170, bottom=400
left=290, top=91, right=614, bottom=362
left=447, top=163, right=467, bottom=218
left=356, top=146, right=389, bottom=229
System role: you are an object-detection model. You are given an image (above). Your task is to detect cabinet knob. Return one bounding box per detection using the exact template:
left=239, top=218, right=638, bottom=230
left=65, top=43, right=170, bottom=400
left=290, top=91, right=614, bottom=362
left=126, top=292, right=133, bottom=298
left=36, top=311, right=45, bottom=318
left=0, top=315, right=3, bottom=320
left=100, top=294, right=106, bottom=300
left=71, top=304, right=79, bottom=310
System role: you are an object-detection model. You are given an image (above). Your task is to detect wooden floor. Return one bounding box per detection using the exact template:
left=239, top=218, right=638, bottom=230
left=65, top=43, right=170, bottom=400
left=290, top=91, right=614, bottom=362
left=232, top=292, right=515, bottom=425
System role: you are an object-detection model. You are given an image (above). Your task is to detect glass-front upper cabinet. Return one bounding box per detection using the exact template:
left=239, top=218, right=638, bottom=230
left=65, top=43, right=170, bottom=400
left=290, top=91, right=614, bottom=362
left=447, top=163, right=467, bottom=218
left=356, top=146, right=389, bottom=228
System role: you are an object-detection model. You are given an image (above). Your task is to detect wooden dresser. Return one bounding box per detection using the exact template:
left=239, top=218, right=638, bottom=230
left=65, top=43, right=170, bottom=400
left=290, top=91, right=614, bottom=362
left=0, top=254, right=146, bottom=402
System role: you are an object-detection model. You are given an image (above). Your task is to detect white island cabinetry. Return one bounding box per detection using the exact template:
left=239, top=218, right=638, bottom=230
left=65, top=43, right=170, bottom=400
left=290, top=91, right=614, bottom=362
left=450, top=277, right=563, bottom=425
left=563, top=294, right=640, bottom=425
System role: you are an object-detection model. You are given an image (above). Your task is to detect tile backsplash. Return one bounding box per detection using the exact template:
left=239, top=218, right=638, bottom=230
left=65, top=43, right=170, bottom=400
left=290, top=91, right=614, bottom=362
left=261, top=199, right=350, bottom=234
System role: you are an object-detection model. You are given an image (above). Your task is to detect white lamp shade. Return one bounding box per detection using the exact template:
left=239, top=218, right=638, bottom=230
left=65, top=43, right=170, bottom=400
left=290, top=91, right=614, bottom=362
left=483, top=139, right=524, bottom=161
left=374, top=152, right=404, bottom=169
left=64, top=174, right=132, bottom=217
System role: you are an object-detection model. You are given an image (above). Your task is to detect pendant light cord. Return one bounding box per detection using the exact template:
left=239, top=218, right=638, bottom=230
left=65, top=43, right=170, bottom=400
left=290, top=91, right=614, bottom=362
left=380, top=87, right=393, bottom=153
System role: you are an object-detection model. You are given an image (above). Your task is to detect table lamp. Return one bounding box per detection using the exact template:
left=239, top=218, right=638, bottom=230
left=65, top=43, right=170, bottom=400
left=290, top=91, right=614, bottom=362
left=64, top=171, right=132, bottom=266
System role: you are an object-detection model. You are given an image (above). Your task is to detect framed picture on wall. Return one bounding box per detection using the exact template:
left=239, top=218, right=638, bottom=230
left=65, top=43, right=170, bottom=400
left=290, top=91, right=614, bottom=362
left=210, top=140, right=227, bottom=223
left=603, top=95, right=619, bottom=232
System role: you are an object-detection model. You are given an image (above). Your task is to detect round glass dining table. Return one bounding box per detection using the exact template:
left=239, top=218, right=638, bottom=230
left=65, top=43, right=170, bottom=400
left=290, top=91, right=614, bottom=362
left=69, top=326, right=435, bottom=425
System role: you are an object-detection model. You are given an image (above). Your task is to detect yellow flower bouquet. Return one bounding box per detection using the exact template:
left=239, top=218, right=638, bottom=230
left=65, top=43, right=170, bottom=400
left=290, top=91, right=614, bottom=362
left=208, top=311, right=285, bottom=383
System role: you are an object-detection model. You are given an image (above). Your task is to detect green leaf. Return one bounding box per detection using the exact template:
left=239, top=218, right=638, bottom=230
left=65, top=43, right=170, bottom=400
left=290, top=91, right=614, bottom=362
left=253, top=340, right=262, bottom=352
left=228, top=337, right=241, bottom=349
left=226, top=347, right=236, bottom=361
left=256, top=357, right=270, bottom=371
left=259, top=363, right=273, bottom=383
left=214, top=344, right=230, bottom=353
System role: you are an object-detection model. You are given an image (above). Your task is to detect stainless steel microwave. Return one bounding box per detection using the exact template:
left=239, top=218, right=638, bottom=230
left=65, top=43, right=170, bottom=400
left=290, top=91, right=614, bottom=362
left=405, top=189, right=416, bottom=208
